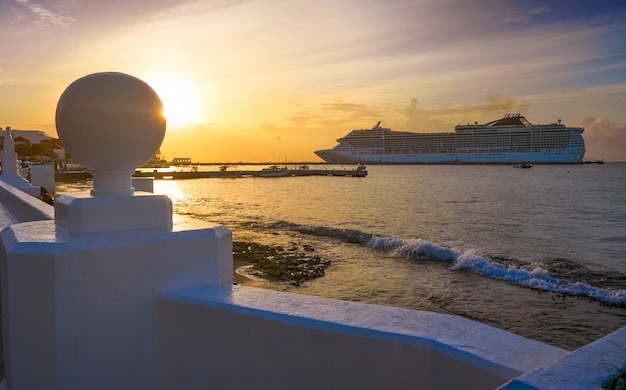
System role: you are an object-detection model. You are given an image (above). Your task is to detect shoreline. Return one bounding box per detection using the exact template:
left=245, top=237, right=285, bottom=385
left=233, top=258, right=257, bottom=285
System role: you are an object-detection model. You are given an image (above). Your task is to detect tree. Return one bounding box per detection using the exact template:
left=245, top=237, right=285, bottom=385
left=14, top=143, right=57, bottom=160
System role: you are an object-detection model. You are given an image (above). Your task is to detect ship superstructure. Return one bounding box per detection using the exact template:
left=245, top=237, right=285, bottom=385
left=315, top=114, right=585, bottom=164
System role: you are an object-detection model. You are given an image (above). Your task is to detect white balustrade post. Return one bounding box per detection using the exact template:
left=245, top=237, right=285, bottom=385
left=0, top=126, right=40, bottom=197
left=0, top=72, right=233, bottom=389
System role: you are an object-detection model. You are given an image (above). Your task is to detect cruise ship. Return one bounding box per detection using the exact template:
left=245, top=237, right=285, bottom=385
left=315, top=114, right=585, bottom=164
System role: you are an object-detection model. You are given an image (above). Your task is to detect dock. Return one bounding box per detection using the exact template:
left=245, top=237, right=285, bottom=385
left=133, top=166, right=367, bottom=179
left=56, top=166, right=367, bottom=182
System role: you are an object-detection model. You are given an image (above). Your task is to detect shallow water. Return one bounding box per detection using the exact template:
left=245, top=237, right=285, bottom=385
left=58, top=163, right=626, bottom=350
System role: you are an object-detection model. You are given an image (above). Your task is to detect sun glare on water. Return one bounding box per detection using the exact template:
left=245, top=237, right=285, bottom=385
left=148, top=78, right=202, bottom=127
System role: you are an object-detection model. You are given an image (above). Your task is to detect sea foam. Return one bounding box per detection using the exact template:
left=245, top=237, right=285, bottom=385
left=366, top=235, right=626, bottom=305
left=265, top=220, right=626, bottom=305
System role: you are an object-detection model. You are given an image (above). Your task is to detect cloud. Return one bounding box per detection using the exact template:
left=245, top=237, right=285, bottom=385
left=14, top=0, right=74, bottom=28
left=315, top=100, right=386, bottom=126
left=321, top=102, right=369, bottom=113
left=581, top=116, right=626, bottom=162
left=398, top=98, right=447, bottom=132
left=558, top=87, right=584, bottom=95
left=287, top=115, right=316, bottom=128
left=484, top=94, right=532, bottom=114
left=397, top=95, right=533, bottom=131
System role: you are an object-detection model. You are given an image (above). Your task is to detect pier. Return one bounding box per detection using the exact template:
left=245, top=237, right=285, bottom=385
left=55, top=165, right=367, bottom=182
left=133, top=165, right=367, bottom=179
left=0, top=72, right=623, bottom=389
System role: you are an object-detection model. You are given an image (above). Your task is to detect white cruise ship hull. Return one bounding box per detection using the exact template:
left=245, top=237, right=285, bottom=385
left=315, top=115, right=586, bottom=164
left=315, top=148, right=583, bottom=164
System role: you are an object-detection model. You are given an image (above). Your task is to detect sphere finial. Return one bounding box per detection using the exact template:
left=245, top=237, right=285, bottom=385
left=56, top=72, right=166, bottom=196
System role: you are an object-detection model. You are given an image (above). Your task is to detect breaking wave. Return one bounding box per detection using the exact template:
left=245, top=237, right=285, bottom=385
left=367, top=237, right=626, bottom=305
left=365, top=235, right=626, bottom=305
left=264, top=221, right=626, bottom=305
left=265, top=221, right=373, bottom=244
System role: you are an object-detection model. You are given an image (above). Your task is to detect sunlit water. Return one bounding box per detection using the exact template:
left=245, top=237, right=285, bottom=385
left=58, top=163, right=626, bottom=350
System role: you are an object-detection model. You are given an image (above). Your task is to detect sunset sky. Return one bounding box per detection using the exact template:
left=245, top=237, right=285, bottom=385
left=1, top=0, right=625, bottom=162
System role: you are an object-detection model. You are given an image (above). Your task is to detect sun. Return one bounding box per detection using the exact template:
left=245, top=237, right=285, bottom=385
left=147, top=78, right=202, bottom=127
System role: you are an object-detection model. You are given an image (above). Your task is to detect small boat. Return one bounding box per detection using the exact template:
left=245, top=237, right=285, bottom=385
left=259, top=165, right=290, bottom=177
left=513, top=162, right=533, bottom=169
left=215, top=165, right=242, bottom=178
left=583, top=159, right=604, bottom=165
left=171, top=157, right=192, bottom=166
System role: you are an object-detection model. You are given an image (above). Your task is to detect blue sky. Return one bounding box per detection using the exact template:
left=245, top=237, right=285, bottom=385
left=1, top=0, right=625, bottom=161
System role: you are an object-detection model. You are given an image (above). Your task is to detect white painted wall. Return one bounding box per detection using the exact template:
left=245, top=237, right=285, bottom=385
left=499, top=327, right=626, bottom=389
left=0, top=216, right=232, bottom=389
left=158, top=284, right=568, bottom=390
left=29, top=164, right=55, bottom=194
left=0, top=181, right=53, bottom=223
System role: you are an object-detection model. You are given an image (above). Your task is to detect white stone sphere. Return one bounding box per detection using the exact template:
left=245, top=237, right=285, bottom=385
left=55, top=72, right=166, bottom=172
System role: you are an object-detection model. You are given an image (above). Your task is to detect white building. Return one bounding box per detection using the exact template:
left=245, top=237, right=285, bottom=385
left=1, top=129, right=53, bottom=144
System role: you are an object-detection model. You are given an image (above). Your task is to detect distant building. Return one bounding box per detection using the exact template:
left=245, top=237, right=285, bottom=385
left=12, top=135, right=31, bottom=147
left=1, top=129, right=66, bottom=161
left=40, top=139, right=66, bottom=160
left=52, top=145, right=65, bottom=160
left=3, top=129, right=53, bottom=144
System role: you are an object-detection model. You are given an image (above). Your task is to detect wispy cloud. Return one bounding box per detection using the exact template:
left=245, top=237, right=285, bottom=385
left=14, top=0, right=74, bottom=28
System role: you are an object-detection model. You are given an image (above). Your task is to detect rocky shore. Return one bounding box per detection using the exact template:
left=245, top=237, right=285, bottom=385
left=233, top=241, right=331, bottom=286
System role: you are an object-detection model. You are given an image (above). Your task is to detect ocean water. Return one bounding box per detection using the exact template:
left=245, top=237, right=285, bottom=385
left=58, top=163, right=626, bottom=350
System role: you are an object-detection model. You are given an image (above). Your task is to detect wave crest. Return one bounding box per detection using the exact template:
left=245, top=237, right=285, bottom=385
left=368, top=236, right=460, bottom=262
left=261, top=220, right=626, bottom=305
left=368, top=235, right=626, bottom=305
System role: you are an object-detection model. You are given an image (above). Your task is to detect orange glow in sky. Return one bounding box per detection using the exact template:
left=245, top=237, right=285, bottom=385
left=1, top=0, right=625, bottom=162
left=145, top=77, right=204, bottom=127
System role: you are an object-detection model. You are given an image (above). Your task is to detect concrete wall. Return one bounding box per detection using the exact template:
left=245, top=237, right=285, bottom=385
left=499, top=326, right=626, bottom=389
left=158, top=284, right=568, bottom=390
left=0, top=216, right=231, bottom=389
left=0, top=181, right=52, bottom=223
left=29, top=164, right=56, bottom=195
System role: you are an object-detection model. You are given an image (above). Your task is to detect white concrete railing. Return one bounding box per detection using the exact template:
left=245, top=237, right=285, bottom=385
left=0, top=179, right=53, bottom=224
left=159, top=284, right=565, bottom=389
left=0, top=72, right=623, bottom=389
